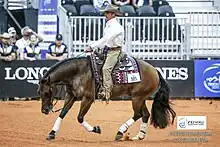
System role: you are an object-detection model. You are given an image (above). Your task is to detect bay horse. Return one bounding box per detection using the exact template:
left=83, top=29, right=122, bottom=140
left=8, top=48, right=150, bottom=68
left=37, top=54, right=176, bottom=141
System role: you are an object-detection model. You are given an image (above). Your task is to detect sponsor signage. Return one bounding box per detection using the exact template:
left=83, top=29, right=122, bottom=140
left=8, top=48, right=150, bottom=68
left=147, top=60, right=194, bottom=97
left=177, top=116, right=207, bottom=130
left=0, top=60, right=194, bottom=98
left=0, top=60, right=56, bottom=97
left=38, top=0, right=58, bottom=41
left=38, top=0, right=58, bottom=50
left=194, top=60, right=220, bottom=97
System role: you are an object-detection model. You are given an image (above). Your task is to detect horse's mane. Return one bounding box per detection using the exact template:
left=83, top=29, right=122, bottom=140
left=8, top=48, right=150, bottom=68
left=43, top=56, right=87, bottom=79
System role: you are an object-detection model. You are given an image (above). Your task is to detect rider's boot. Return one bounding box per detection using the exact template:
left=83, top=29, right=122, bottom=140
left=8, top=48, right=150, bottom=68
left=97, top=88, right=110, bottom=104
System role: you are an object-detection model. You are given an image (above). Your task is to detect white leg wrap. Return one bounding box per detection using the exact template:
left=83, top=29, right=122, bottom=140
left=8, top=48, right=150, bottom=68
left=138, top=122, right=147, bottom=138
left=119, top=118, right=135, bottom=133
left=81, top=121, right=93, bottom=132
left=52, top=117, right=62, bottom=132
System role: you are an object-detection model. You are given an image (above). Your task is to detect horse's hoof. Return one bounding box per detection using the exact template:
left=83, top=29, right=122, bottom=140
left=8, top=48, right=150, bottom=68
left=132, top=135, right=144, bottom=141
left=92, top=126, right=101, bottom=134
left=46, top=132, right=55, bottom=141
left=115, top=131, right=123, bottom=141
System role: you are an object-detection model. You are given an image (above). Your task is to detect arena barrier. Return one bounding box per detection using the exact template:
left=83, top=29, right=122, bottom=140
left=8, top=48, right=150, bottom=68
left=0, top=60, right=194, bottom=98
left=189, top=11, right=220, bottom=58
left=66, top=16, right=190, bottom=60
left=58, top=7, right=220, bottom=60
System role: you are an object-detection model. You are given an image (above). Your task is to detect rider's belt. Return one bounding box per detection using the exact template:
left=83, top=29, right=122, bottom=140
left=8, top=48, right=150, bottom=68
left=109, top=46, right=121, bottom=50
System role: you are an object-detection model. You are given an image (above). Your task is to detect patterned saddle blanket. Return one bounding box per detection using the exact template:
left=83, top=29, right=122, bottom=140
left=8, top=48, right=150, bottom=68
left=89, top=52, right=141, bottom=85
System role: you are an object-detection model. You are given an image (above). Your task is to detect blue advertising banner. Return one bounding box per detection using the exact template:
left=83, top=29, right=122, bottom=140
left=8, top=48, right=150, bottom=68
left=38, top=0, right=58, bottom=44
left=194, top=60, right=220, bottom=97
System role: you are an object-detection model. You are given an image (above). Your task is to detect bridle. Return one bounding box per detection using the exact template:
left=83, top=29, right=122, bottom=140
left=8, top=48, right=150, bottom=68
left=49, top=84, right=64, bottom=113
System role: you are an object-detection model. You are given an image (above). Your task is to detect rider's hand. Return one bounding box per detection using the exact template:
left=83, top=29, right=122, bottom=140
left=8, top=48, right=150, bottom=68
left=85, top=46, right=93, bottom=53
left=4, top=57, right=11, bottom=61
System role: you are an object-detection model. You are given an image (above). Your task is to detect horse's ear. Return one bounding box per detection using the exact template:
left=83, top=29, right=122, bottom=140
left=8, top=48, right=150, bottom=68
left=40, top=78, right=46, bottom=84
left=40, top=76, right=50, bottom=84
left=47, top=76, right=51, bottom=84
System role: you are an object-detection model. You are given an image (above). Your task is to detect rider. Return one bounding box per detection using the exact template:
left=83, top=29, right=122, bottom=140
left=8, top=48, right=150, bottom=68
left=86, top=5, right=124, bottom=103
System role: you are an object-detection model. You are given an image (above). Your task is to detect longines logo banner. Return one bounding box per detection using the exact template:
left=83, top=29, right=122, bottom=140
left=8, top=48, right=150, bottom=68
left=194, top=60, right=220, bottom=97
left=147, top=60, right=194, bottom=97
left=0, top=60, right=56, bottom=97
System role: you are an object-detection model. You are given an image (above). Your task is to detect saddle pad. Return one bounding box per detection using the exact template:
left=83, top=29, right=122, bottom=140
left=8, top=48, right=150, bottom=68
left=89, top=53, right=141, bottom=85
left=114, top=71, right=141, bottom=84
left=112, top=57, right=141, bottom=84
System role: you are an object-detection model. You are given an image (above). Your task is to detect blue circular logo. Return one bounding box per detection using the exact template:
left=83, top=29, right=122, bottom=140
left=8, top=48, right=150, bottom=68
left=179, top=117, right=187, bottom=128
left=203, top=63, right=220, bottom=93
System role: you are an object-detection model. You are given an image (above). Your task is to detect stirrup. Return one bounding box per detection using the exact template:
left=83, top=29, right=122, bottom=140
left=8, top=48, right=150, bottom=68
left=97, top=92, right=105, bottom=99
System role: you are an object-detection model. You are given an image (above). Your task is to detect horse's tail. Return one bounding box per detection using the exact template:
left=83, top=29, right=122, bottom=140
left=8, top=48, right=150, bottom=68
left=150, top=70, right=176, bottom=129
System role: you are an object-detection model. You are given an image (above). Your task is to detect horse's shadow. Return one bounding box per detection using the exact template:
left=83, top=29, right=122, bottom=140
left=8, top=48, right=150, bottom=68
left=49, top=138, right=173, bottom=144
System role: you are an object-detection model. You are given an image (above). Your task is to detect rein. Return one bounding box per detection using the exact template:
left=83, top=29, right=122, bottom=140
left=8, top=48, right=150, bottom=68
left=51, top=85, right=76, bottom=113
left=74, top=52, right=86, bottom=58
left=51, top=85, right=64, bottom=113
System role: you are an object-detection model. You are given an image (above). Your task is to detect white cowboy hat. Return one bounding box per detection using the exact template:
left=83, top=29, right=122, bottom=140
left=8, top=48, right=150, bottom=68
left=0, top=32, right=11, bottom=39
left=100, top=5, right=123, bottom=16
left=21, top=26, right=30, bottom=35
left=8, top=27, right=16, bottom=34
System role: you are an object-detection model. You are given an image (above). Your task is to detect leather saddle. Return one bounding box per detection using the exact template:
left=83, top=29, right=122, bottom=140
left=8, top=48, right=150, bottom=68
left=89, top=51, right=140, bottom=85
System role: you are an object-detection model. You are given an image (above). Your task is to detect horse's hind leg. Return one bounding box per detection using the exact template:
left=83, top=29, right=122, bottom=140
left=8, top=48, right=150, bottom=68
left=47, top=92, right=76, bottom=140
left=132, top=100, right=150, bottom=140
left=77, top=96, right=101, bottom=134
left=115, top=98, right=143, bottom=140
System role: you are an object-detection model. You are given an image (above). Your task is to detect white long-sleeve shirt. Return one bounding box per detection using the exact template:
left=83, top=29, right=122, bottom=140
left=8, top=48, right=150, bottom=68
left=15, top=38, right=30, bottom=60
left=90, top=18, right=124, bottom=49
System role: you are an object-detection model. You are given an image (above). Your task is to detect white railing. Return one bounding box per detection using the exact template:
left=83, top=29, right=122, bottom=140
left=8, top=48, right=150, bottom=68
left=58, top=9, right=220, bottom=60
left=68, top=16, right=189, bottom=60
left=189, top=11, right=220, bottom=58
left=58, top=6, right=73, bottom=58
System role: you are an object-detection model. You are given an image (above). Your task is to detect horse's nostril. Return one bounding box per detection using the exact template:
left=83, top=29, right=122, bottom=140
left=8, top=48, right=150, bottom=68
left=42, top=108, right=49, bottom=115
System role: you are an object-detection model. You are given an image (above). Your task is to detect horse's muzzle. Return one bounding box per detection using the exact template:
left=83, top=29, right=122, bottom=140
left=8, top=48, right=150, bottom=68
left=41, top=107, right=50, bottom=115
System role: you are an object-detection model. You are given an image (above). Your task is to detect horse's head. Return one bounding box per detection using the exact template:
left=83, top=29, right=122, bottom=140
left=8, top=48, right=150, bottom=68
left=37, top=75, right=57, bottom=115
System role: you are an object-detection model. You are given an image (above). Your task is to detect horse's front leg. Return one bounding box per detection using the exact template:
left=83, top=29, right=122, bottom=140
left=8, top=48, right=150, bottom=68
left=47, top=92, right=76, bottom=140
left=77, top=96, right=101, bottom=134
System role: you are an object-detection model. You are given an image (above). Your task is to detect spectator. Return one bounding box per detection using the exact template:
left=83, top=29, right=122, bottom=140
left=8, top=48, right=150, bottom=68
left=46, top=34, right=68, bottom=61
left=112, top=0, right=131, bottom=6
left=132, top=0, right=152, bottom=8
left=7, top=27, right=19, bottom=59
left=16, top=26, right=43, bottom=60
left=93, top=0, right=112, bottom=11
left=8, top=27, right=19, bottom=45
left=0, top=33, right=17, bottom=62
left=23, top=34, right=41, bottom=61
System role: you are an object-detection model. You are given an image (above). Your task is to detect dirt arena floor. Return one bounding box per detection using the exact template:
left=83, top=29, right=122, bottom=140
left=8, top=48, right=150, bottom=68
left=0, top=99, right=219, bottom=147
